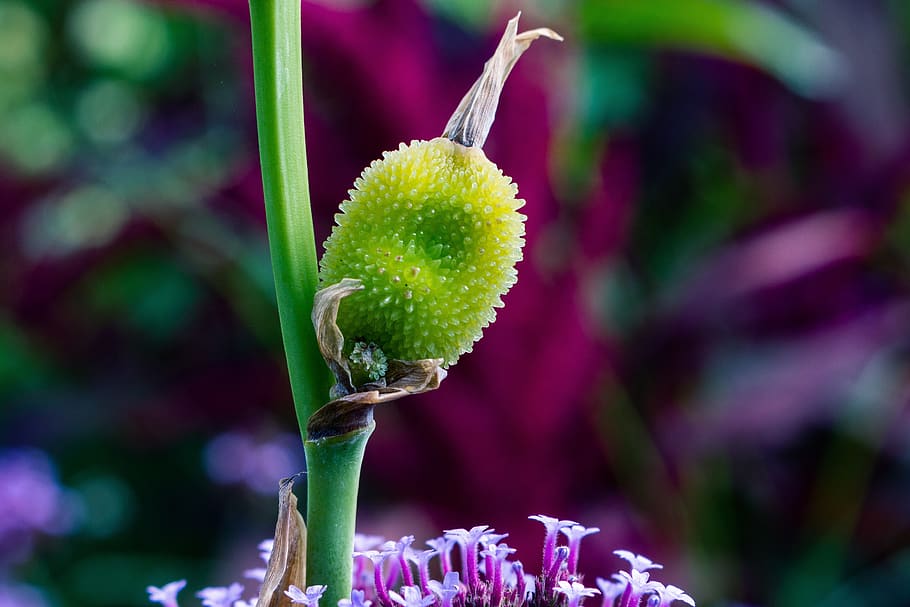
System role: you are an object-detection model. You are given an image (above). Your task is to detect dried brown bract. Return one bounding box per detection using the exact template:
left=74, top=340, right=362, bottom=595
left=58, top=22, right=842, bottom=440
left=256, top=476, right=307, bottom=607
left=308, top=278, right=446, bottom=440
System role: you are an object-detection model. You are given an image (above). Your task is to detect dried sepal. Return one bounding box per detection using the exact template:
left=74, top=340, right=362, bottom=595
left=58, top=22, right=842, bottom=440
left=309, top=279, right=447, bottom=440
left=308, top=359, right=446, bottom=440
left=312, top=278, right=364, bottom=397
left=380, top=359, right=447, bottom=394
left=256, top=475, right=307, bottom=607
left=442, top=11, right=562, bottom=148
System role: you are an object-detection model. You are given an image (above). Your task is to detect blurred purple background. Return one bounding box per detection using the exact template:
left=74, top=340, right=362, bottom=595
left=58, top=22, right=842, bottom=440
left=1, top=0, right=909, bottom=606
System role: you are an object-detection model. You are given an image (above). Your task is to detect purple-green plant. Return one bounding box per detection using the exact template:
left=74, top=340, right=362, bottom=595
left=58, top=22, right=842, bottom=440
left=153, top=9, right=700, bottom=586
left=243, top=5, right=691, bottom=607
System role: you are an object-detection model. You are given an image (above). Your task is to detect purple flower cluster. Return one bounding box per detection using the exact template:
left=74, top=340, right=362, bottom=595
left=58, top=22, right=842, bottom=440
left=148, top=516, right=693, bottom=607
left=348, top=517, right=692, bottom=607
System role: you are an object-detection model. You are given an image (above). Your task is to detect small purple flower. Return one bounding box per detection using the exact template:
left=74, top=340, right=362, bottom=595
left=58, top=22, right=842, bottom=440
left=426, top=536, right=456, bottom=575
left=479, top=533, right=510, bottom=585
left=595, top=576, right=626, bottom=607
left=443, top=525, right=491, bottom=545
left=444, top=526, right=491, bottom=547
left=339, top=589, right=373, bottom=607
left=615, top=570, right=661, bottom=607
left=383, top=542, right=401, bottom=588
left=617, top=569, right=659, bottom=592
left=427, top=571, right=461, bottom=607
left=354, top=538, right=385, bottom=591
left=545, top=545, right=570, bottom=588
left=234, top=600, right=258, bottom=607
left=529, top=515, right=577, bottom=573
left=285, top=585, right=328, bottom=607
left=356, top=550, right=394, bottom=607
left=147, top=580, right=186, bottom=607
left=655, top=584, right=695, bottom=607
left=542, top=546, right=569, bottom=598
left=554, top=581, right=600, bottom=607
left=480, top=543, right=516, bottom=607
left=395, top=536, right=416, bottom=586
left=510, top=561, right=528, bottom=605
left=560, top=525, right=600, bottom=575
left=388, top=586, right=434, bottom=607
left=197, top=583, right=244, bottom=607
left=408, top=549, right=438, bottom=594
left=612, top=550, right=663, bottom=573
left=444, top=525, right=492, bottom=594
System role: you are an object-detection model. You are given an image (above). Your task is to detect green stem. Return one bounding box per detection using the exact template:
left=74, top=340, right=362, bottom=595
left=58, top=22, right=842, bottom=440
left=305, top=424, right=374, bottom=605
left=249, top=0, right=333, bottom=432
left=250, top=0, right=369, bottom=600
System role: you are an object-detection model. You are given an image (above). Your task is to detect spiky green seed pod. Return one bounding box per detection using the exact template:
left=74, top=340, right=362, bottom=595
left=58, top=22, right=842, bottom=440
left=319, top=137, right=525, bottom=366
left=316, top=15, right=559, bottom=371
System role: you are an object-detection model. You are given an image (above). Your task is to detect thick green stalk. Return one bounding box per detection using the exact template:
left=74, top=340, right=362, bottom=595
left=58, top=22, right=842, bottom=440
left=249, top=0, right=333, bottom=431
left=304, top=424, right=374, bottom=606
left=250, top=1, right=369, bottom=601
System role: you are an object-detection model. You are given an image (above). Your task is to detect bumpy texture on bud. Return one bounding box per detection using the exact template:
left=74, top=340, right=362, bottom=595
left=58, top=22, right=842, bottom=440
left=318, top=137, right=525, bottom=366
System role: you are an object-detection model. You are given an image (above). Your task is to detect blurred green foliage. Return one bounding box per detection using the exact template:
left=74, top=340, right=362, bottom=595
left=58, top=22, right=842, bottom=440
left=578, top=0, right=844, bottom=97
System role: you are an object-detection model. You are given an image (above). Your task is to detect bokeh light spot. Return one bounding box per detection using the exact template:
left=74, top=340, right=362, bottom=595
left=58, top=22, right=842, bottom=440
left=22, top=184, right=128, bottom=258
left=0, top=104, right=73, bottom=174
left=73, top=475, right=134, bottom=538
left=68, top=0, right=171, bottom=78
left=0, top=0, right=47, bottom=100
left=75, top=79, right=145, bottom=144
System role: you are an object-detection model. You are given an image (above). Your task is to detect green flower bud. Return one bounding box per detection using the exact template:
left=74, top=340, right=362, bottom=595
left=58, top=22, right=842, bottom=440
left=319, top=137, right=525, bottom=365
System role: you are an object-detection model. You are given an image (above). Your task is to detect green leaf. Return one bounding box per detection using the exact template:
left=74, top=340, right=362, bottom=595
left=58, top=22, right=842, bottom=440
left=578, top=0, right=844, bottom=97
